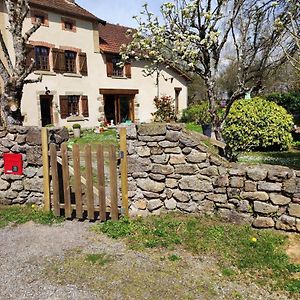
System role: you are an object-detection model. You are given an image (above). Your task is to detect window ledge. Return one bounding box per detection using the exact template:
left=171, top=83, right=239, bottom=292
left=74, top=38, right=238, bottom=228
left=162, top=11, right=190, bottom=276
left=66, top=115, right=85, bottom=122
left=34, top=70, right=56, bottom=76
left=111, top=76, right=127, bottom=80
left=63, top=73, right=82, bottom=78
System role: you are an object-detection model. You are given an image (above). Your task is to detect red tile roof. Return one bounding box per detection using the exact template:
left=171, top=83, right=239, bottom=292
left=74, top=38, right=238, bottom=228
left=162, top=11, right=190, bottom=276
left=99, top=23, right=134, bottom=54
left=29, top=0, right=104, bottom=23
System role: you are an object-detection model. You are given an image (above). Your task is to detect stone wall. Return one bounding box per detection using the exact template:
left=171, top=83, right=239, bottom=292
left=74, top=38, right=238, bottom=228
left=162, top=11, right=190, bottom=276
left=125, top=123, right=300, bottom=233
left=0, top=126, right=68, bottom=205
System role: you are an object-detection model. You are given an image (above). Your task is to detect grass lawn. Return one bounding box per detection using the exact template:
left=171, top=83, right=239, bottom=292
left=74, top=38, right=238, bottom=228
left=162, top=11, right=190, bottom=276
left=67, top=129, right=118, bottom=150
left=92, top=214, right=300, bottom=295
left=185, top=122, right=203, bottom=133
left=0, top=205, right=63, bottom=228
left=238, top=150, right=300, bottom=170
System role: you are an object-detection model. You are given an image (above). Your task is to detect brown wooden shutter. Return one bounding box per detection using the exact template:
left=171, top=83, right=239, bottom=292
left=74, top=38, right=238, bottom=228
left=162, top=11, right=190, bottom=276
left=52, top=48, right=65, bottom=73
left=59, top=96, right=69, bottom=119
left=79, top=52, right=88, bottom=76
left=125, top=62, right=131, bottom=78
left=106, top=56, right=113, bottom=77
left=81, top=96, right=89, bottom=117
left=25, top=44, right=35, bottom=69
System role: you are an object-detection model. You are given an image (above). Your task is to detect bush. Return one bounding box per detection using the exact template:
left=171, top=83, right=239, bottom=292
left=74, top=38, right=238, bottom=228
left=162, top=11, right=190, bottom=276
left=265, top=92, right=300, bottom=116
left=181, top=102, right=211, bottom=124
left=152, top=95, right=176, bottom=122
left=223, top=97, right=293, bottom=152
left=72, top=123, right=81, bottom=129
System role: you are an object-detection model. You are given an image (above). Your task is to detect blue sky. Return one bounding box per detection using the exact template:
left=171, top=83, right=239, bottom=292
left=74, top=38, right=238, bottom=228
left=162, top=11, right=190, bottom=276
left=76, top=0, right=165, bottom=28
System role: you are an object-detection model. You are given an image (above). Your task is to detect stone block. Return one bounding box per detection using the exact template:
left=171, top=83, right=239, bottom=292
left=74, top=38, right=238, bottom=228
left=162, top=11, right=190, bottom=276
left=132, top=172, right=148, bottom=179
left=240, top=191, right=269, bottom=201
left=122, top=124, right=137, bottom=139
left=136, top=178, right=165, bottom=193
left=258, top=182, right=282, bottom=192
left=26, top=127, right=42, bottom=145
left=237, top=200, right=251, bottom=213
left=253, top=201, right=279, bottom=214
left=275, top=215, right=296, bottom=231
left=288, top=204, right=300, bottom=218
left=158, top=141, right=178, bottom=148
left=150, top=174, right=166, bottom=181
left=151, top=154, right=169, bottom=164
left=0, top=179, right=10, bottom=190
left=148, top=199, right=163, bottom=212
left=268, top=166, right=293, bottom=181
left=230, top=177, right=244, bottom=188
left=169, top=154, right=186, bottom=165
left=1, top=139, right=14, bottom=148
left=182, top=147, right=192, bottom=154
left=174, top=164, right=198, bottom=175
left=11, top=181, right=24, bottom=191
left=167, top=124, right=183, bottom=131
left=199, top=166, right=219, bottom=176
left=166, top=130, right=181, bottom=142
left=246, top=167, right=267, bottom=181
left=139, top=135, right=165, bottom=142
left=179, top=135, right=199, bottom=147
left=282, top=178, right=297, bottom=194
left=186, top=150, right=207, bottom=163
left=206, top=194, right=227, bottom=203
left=177, top=202, right=197, bottom=213
left=143, top=191, right=161, bottom=199
left=229, top=167, right=246, bottom=176
left=136, top=200, right=147, bottom=210
left=128, top=156, right=151, bottom=173
left=217, top=209, right=253, bottom=225
left=244, top=181, right=257, bottom=192
left=151, top=164, right=174, bottom=175
left=26, top=146, right=42, bottom=165
left=213, top=175, right=229, bottom=187
left=165, top=147, right=182, bottom=154
left=24, top=178, right=43, bottom=192
left=269, top=193, right=291, bottom=206
left=137, top=124, right=166, bottom=136
left=173, top=191, right=190, bottom=202
left=191, top=192, right=206, bottom=202
left=136, top=146, right=151, bottom=157
left=253, top=217, right=275, bottom=228
left=166, top=178, right=178, bottom=189
left=150, top=147, right=164, bottom=155
left=198, top=200, right=215, bottom=214
left=179, top=176, right=213, bottom=192
left=164, top=198, right=177, bottom=210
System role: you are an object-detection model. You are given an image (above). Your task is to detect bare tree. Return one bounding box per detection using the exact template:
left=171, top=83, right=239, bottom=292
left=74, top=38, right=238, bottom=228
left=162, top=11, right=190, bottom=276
left=0, top=0, right=42, bottom=126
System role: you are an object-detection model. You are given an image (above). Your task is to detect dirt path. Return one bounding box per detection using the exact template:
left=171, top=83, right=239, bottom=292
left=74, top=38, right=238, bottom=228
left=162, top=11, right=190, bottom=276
left=0, top=221, right=297, bottom=300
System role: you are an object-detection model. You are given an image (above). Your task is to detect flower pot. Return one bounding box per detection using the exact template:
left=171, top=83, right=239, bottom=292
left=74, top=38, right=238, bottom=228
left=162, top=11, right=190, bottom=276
left=202, top=124, right=212, bottom=137
left=73, top=128, right=81, bottom=138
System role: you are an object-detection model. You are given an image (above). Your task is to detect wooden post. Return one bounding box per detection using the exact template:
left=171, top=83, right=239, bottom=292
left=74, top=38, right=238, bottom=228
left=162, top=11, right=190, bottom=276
left=109, top=145, right=118, bottom=221
left=61, top=143, right=72, bottom=218
left=119, top=127, right=129, bottom=217
left=41, top=128, right=50, bottom=212
left=49, top=144, right=60, bottom=216
left=85, top=144, right=95, bottom=220
left=97, top=145, right=106, bottom=221
left=73, top=144, right=83, bottom=219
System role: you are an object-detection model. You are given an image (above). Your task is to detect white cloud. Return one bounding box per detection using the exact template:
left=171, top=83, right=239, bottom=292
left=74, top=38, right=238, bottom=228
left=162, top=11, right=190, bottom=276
left=76, top=0, right=165, bottom=27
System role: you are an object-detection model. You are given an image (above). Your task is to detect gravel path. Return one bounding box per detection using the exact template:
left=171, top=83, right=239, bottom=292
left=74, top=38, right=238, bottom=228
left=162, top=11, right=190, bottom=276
left=0, top=221, right=297, bottom=300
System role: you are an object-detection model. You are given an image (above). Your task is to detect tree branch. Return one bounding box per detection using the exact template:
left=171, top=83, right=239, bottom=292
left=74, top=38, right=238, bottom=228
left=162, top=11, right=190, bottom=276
left=24, top=75, right=42, bottom=85
left=0, top=59, right=10, bottom=83
left=0, top=30, right=13, bottom=71
left=23, top=22, right=41, bottom=42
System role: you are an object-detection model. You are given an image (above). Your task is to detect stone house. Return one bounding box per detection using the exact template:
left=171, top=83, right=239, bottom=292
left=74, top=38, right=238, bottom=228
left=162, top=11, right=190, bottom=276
left=0, top=0, right=189, bottom=127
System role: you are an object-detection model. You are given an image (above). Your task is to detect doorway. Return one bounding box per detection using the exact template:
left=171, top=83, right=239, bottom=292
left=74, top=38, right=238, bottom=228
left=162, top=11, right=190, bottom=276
left=40, top=95, right=53, bottom=126
left=104, top=95, right=134, bottom=124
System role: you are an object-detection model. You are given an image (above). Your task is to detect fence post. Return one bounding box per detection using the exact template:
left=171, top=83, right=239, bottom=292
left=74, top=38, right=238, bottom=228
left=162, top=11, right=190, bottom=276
left=120, top=127, right=129, bottom=217
left=41, top=127, right=50, bottom=212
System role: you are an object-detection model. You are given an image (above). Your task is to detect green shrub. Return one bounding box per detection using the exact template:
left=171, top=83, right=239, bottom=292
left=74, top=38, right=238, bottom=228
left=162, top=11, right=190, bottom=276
left=223, top=97, right=293, bottom=152
left=152, top=95, right=176, bottom=122
left=72, top=123, right=81, bottom=129
left=265, top=92, right=300, bottom=116
left=181, top=102, right=211, bottom=124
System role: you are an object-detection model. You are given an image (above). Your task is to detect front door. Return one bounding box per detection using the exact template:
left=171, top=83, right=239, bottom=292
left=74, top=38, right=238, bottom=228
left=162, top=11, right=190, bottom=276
left=40, top=95, right=53, bottom=126
left=104, top=95, right=134, bottom=124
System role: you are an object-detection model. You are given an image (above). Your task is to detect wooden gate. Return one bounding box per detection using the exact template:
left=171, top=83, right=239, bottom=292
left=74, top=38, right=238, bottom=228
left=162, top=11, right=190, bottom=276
left=42, top=128, right=129, bottom=221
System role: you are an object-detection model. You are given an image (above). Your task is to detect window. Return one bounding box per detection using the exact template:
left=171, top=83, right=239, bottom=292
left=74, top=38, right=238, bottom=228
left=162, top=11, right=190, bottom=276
left=34, top=46, right=50, bottom=71
left=31, top=10, right=49, bottom=26
left=65, top=51, right=77, bottom=73
left=62, top=18, right=76, bottom=32
left=112, top=57, right=123, bottom=77
left=106, top=55, right=131, bottom=78
left=59, top=95, right=89, bottom=119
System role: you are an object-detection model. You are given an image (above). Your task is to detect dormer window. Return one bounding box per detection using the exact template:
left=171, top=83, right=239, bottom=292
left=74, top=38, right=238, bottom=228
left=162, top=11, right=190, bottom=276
left=112, top=57, right=123, bottom=77
left=62, top=17, right=77, bottom=32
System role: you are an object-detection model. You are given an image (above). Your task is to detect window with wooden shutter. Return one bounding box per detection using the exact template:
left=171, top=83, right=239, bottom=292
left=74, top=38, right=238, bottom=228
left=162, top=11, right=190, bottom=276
left=79, top=52, right=88, bottom=76
left=25, top=44, right=35, bottom=69
left=59, top=96, right=69, bottom=119
left=125, top=62, right=131, bottom=78
left=106, top=56, right=113, bottom=77
left=52, top=48, right=66, bottom=73
left=81, top=96, right=89, bottom=117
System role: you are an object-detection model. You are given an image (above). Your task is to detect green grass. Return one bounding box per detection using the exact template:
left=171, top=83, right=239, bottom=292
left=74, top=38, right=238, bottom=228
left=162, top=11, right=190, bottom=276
left=0, top=205, right=63, bottom=228
left=86, top=253, right=113, bottom=266
left=92, top=214, right=300, bottom=294
left=185, top=122, right=203, bottom=133
left=238, top=151, right=300, bottom=170
left=68, top=129, right=118, bottom=150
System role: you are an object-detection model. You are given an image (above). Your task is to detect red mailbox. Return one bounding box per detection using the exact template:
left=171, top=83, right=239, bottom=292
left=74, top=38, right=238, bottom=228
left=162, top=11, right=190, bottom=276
left=3, top=153, right=23, bottom=175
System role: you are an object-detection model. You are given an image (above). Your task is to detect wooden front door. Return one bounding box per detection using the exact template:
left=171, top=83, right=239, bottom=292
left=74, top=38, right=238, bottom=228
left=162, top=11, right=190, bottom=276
left=104, top=95, right=134, bottom=124
left=40, top=95, right=53, bottom=126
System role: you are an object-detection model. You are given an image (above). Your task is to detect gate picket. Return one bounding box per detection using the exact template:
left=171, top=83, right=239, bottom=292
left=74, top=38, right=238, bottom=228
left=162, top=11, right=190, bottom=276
left=72, top=144, right=83, bottom=219
left=97, top=145, right=106, bottom=221
left=109, top=145, right=119, bottom=221
left=49, top=144, right=60, bottom=216
left=85, top=145, right=95, bottom=220
left=61, top=143, right=72, bottom=218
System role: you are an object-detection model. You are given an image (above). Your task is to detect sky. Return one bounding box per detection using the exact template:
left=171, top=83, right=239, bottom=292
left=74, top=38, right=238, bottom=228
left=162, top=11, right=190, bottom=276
left=76, top=0, right=165, bottom=28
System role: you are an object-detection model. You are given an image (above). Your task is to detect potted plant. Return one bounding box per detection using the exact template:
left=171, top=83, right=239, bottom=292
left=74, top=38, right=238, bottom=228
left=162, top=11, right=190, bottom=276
left=72, top=123, right=81, bottom=138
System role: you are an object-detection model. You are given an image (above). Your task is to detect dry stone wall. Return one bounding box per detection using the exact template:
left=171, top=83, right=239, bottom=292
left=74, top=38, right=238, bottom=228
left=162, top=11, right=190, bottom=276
left=124, top=123, right=300, bottom=233
left=0, top=126, right=68, bottom=205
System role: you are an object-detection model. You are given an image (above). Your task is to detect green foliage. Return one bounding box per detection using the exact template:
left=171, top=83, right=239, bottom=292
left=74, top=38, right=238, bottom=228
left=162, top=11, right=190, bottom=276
left=265, top=92, right=300, bottom=116
left=86, top=253, right=113, bottom=266
left=94, top=214, right=300, bottom=294
left=152, top=95, right=176, bottom=122
left=181, top=102, right=211, bottom=124
left=185, top=122, right=203, bottom=133
left=223, top=97, right=293, bottom=152
left=0, top=205, right=63, bottom=228
left=72, top=123, right=81, bottom=129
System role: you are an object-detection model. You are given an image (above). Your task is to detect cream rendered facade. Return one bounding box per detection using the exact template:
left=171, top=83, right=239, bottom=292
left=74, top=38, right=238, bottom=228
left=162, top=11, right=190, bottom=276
left=0, top=2, right=188, bottom=127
